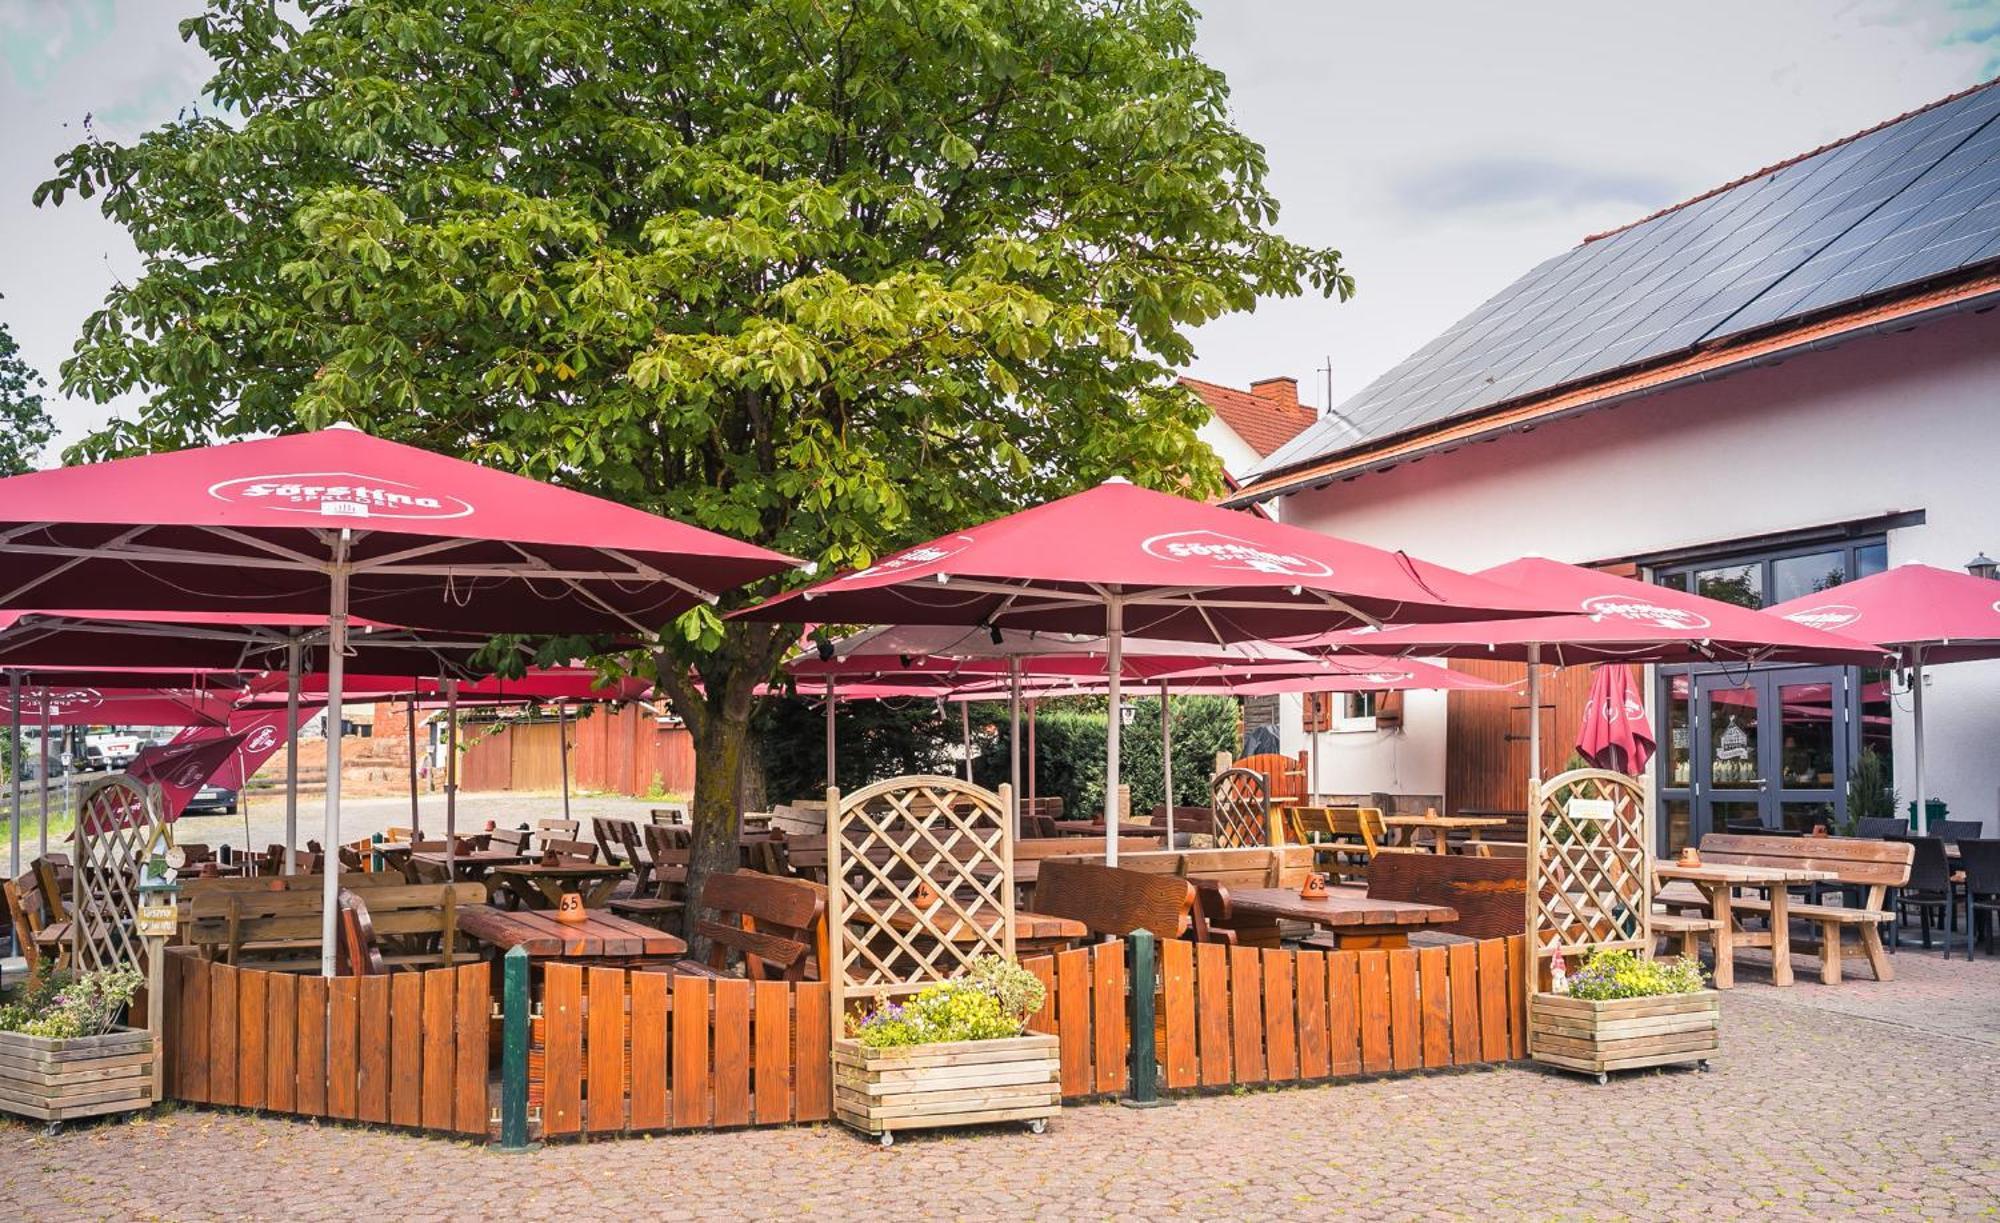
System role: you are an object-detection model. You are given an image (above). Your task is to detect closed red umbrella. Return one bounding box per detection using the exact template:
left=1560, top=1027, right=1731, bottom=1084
left=125, top=734, right=248, bottom=822
left=1766, top=562, right=2000, bottom=833
left=1576, top=664, right=1654, bottom=775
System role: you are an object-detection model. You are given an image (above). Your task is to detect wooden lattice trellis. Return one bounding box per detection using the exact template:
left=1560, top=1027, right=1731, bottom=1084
left=1210, top=767, right=1275, bottom=848
left=826, top=775, right=1015, bottom=1021
left=70, top=775, right=168, bottom=974
left=1525, top=768, right=1652, bottom=991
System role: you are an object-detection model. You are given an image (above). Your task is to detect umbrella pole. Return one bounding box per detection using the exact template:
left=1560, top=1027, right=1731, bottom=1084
left=444, top=680, right=459, bottom=876
left=8, top=671, right=21, bottom=881
left=1159, top=680, right=1173, bottom=844
left=1028, top=698, right=1038, bottom=807
left=558, top=703, right=572, bottom=824
left=283, top=637, right=302, bottom=876
left=406, top=697, right=420, bottom=841
left=824, top=679, right=837, bottom=790
left=319, top=530, right=353, bottom=977
left=1527, top=643, right=1543, bottom=817
left=961, top=700, right=973, bottom=783
left=1009, top=660, right=1023, bottom=835
left=1105, top=597, right=1124, bottom=867
left=1912, top=648, right=1927, bottom=835
left=37, top=702, right=49, bottom=860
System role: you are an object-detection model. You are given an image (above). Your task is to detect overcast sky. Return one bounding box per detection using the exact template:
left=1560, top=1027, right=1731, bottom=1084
left=2, top=0, right=1996, bottom=454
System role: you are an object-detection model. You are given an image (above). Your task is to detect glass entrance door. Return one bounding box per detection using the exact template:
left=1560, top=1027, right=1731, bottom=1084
left=1695, top=673, right=1765, bottom=836
left=1688, top=668, right=1851, bottom=838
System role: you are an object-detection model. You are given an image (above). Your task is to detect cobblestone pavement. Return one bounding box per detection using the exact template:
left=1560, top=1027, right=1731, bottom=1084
left=6, top=946, right=1998, bottom=1220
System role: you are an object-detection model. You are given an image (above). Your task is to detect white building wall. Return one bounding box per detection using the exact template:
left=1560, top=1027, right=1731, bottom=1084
left=1265, top=306, right=2000, bottom=830
left=1197, top=417, right=1265, bottom=484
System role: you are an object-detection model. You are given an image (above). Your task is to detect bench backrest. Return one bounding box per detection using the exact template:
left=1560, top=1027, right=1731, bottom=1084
left=540, top=838, right=599, bottom=863
left=1696, top=833, right=1913, bottom=887
left=1076, top=845, right=1314, bottom=889
left=188, top=881, right=484, bottom=965
left=1232, top=751, right=1309, bottom=801
left=4, top=871, right=55, bottom=970
left=696, top=871, right=828, bottom=981
left=1290, top=806, right=1385, bottom=852
left=1031, top=860, right=1193, bottom=941
left=1367, top=852, right=1524, bottom=937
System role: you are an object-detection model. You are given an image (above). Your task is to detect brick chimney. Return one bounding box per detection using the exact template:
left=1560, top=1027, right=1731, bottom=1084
left=1248, top=376, right=1299, bottom=407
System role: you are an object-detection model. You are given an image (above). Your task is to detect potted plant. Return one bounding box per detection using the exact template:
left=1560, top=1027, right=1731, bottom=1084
left=833, top=956, right=1058, bottom=1146
left=0, top=966, right=152, bottom=1132
left=1529, top=950, right=1716, bottom=1084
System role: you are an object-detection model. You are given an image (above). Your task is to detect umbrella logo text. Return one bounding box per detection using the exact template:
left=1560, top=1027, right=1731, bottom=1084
left=209, top=471, right=475, bottom=521
left=30, top=687, right=101, bottom=716
left=1141, top=531, right=1334, bottom=579
left=1579, top=595, right=1711, bottom=632
left=170, top=762, right=209, bottom=789
left=1782, top=603, right=1861, bottom=632
left=243, top=725, right=281, bottom=754
left=844, top=536, right=974, bottom=581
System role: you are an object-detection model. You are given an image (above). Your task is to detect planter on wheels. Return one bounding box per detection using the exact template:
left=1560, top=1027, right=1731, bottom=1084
left=0, top=1026, right=156, bottom=1131
left=832, top=1032, right=1059, bottom=1146
left=1528, top=991, right=1718, bottom=1083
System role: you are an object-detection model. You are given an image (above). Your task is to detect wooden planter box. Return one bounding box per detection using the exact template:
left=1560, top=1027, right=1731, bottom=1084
left=833, top=1033, right=1059, bottom=1146
left=0, top=1026, right=155, bottom=1128
left=1529, top=991, right=1718, bottom=1082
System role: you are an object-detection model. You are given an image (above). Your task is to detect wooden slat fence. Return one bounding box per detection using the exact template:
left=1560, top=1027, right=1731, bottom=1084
left=529, top=964, right=832, bottom=1137
left=1023, top=934, right=1527, bottom=1097
left=162, top=951, right=490, bottom=1135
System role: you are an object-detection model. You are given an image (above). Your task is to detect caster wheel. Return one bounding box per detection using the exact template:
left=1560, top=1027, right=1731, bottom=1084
left=43, top=1122, right=62, bottom=1138
left=1028, top=1119, right=1047, bottom=1135
left=879, top=1131, right=894, bottom=1148
left=1594, top=1072, right=1608, bottom=1086
left=1697, top=1059, right=1712, bottom=1072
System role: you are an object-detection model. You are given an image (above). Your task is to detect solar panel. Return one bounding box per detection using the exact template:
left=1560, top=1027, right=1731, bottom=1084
left=1252, top=81, right=2000, bottom=480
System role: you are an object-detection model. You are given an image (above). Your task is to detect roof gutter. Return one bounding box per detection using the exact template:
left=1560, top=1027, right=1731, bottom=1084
left=1222, top=271, right=2000, bottom=508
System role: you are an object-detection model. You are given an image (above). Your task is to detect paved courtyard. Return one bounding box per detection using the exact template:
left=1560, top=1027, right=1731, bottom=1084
left=6, top=943, right=1998, bottom=1220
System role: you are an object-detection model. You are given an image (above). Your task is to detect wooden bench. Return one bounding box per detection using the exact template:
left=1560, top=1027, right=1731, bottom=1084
left=1660, top=834, right=1912, bottom=984
left=672, top=871, right=829, bottom=981
left=608, top=846, right=689, bottom=929
left=1289, top=806, right=1396, bottom=881
left=185, top=881, right=486, bottom=972
left=5, top=862, right=69, bottom=971
left=1031, top=859, right=1196, bottom=942
left=1362, top=852, right=1525, bottom=939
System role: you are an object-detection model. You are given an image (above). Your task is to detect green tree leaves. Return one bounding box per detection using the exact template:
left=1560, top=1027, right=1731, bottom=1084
left=0, top=309, right=53, bottom=475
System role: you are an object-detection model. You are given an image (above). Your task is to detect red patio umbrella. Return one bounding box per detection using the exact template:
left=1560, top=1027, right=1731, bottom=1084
left=125, top=734, right=249, bottom=822
left=0, top=425, right=795, bottom=974
left=738, top=479, right=1563, bottom=863
left=1576, top=664, right=1654, bottom=775
left=1766, top=562, right=2000, bottom=833
left=1298, top=555, right=1888, bottom=810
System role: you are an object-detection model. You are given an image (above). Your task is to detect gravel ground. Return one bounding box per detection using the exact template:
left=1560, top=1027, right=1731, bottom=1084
left=5, top=940, right=1998, bottom=1219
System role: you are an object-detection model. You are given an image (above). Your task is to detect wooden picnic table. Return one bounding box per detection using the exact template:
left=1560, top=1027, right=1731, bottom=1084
left=1210, top=884, right=1457, bottom=949
left=1653, top=861, right=1835, bottom=988
left=485, top=861, right=630, bottom=911
left=456, top=903, right=685, bottom=966
left=411, top=849, right=534, bottom=881
left=1382, top=814, right=1509, bottom=855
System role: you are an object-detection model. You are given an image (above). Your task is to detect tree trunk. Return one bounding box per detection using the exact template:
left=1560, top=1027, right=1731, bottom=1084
left=682, top=709, right=751, bottom=952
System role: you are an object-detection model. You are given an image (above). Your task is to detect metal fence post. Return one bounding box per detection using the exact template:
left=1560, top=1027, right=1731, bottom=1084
left=1121, top=929, right=1169, bottom=1108
left=493, top=946, right=538, bottom=1151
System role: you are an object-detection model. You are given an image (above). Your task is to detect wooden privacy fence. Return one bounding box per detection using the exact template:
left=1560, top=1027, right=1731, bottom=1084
left=530, top=963, right=833, bottom=1137
left=161, top=951, right=490, bottom=1136
left=1023, top=934, right=1529, bottom=1098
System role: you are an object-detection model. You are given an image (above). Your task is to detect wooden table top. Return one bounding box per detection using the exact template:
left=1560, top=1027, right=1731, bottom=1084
left=412, top=849, right=534, bottom=869
left=1220, top=885, right=1458, bottom=928
left=1051, top=821, right=1171, bottom=838
left=1655, top=862, right=1836, bottom=886
left=1382, top=815, right=1510, bottom=830
left=457, top=903, right=685, bottom=959
left=870, top=904, right=1086, bottom=943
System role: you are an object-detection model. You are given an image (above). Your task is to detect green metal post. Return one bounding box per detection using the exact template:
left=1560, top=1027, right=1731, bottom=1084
left=1121, top=929, right=1168, bottom=1108
left=493, top=946, right=537, bottom=1151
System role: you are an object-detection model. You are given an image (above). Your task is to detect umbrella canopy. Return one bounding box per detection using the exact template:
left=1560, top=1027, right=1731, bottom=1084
left=1301, top=556, right=1891, bottom=667
left=1576, top=664, right=1654, bottom=774
left=12, top=684, right=233, bottom=727
left=737, top=479, right=1562, bottom=863
left=0, top=609, right=523, bottom=676
left=126, top=734, right=248, bottom=821
left=1766, top=562, right=2000, bottom=834
left=739, top=479, right=1563, bottom=641
left=243, top=666, right=653, bottom=704
left=1764, top=563, right=2000, bottom=664
left=168, top=706, right=319, bottom=791
left=0, top=425, right=795, bottom=635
